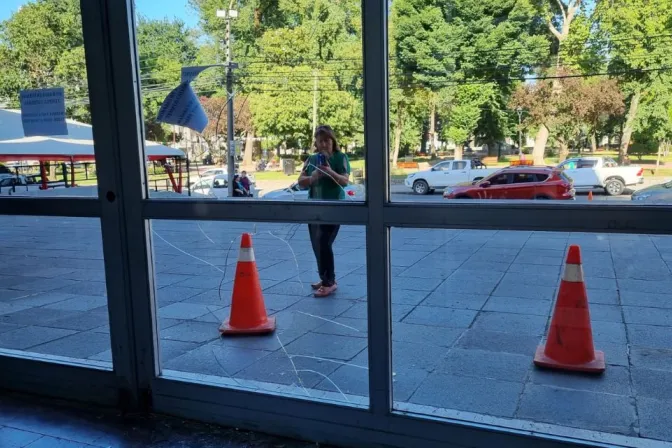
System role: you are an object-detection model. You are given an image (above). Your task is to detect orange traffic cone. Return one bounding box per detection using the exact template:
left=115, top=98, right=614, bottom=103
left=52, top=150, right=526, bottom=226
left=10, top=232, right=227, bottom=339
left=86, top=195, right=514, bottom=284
left=588, top=191, right=593, bottom=201
left=219, top=233, right=276, bottom=335
left=534, top=245, right=605, bottom=373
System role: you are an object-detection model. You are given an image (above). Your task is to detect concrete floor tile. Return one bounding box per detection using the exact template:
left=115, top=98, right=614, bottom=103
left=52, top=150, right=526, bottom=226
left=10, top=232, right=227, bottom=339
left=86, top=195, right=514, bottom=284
left=529, top=365, right=631, bottom=395
left=623, top=306, right=672, bottom=326
left=630, top=346, right=672, bottom=371
left=161, top=321, right=220, bottom=343
left=0, top=326, right=77, bottom=350
left=517, top=385, right=636, bottom=435
left=632, top=368, right=672, bottom=400
left=637, top=397, right=672, bottom=442
left=492, top=282, right=556, bottom=301
left=393, top=341, right=450, bottom=371
left=627, top=324, right=672, bottom=350
left=43, top=296, right=107, bottom=312
left=159, top=302, right=220, bottom=320
left=421, top=292, right=488, bottom=310
left=285, top=332, right=367, bottom=361
left=402, top=306, right=477, bottom=328
left=236, top=350, right=340, bottom=388
left=435, top=348, right=531, bottom=382
left=0, top=427, right=44, bottom=448
left=1, top=308, right=83, bottom=326
left=29, top=331, right=110, bottom=359
left=620, top=290, right=672, bottom=309
left=483, top=297, right=552, bottom=316
left=410, top=373, right=523, bottom=417
left=287, top=298, right=357, bottom=318
left=392, top=322, right=462, bottom=348
left=165, top=342, right=271, bottom=377
left=589, top=304, right=623, bottom=323
left=472, top=312, right=547, bottom=336
left=391, top=289, right=430, bottom=306
left=455, top=328, right=541, bottom=355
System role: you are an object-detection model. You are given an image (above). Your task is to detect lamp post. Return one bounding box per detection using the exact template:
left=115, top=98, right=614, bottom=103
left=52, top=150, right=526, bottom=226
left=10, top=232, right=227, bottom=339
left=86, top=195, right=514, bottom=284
left=516, top=107, right=524, bottom=157
left=216, top=6, right=238, bottom=196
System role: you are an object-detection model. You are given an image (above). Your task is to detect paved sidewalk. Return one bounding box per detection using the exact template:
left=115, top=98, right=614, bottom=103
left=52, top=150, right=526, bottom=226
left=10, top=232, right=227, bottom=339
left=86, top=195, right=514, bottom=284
left=0, top=216, right=671, bottom=444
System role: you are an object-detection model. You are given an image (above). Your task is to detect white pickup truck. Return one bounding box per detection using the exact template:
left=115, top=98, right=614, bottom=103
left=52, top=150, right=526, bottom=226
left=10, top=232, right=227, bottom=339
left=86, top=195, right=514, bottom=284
left=557, top=157, right=644, bottom=196
left=405, top=159, right=497, bottom=195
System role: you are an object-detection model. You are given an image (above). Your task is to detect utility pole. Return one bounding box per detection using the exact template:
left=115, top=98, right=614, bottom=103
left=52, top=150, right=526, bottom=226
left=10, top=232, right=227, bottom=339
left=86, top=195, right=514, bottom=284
left=312, top=69, right=319, bottom=137
left=217, top=5, right=238, bottom=197
left=517, top=107, right=523, bottom=157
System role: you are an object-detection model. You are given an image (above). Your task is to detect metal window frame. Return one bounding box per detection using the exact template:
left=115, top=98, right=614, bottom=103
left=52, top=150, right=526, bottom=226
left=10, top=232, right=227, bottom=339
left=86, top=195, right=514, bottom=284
left=0, top=0, right=670, bottom=447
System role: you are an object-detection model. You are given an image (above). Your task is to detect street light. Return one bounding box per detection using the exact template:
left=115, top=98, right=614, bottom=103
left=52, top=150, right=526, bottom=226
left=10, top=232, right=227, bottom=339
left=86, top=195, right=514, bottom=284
left=516, top=107, right=524, bottom=157
left=216, top=5, right=238, bottom=196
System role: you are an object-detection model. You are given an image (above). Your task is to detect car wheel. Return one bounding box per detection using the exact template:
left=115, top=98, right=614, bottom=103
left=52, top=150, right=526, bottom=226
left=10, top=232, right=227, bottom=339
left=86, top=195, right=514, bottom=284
left=413, top=180, right=429, bottom=195
left=604, top=178, right=625, bottom=196
left=534, top=195, right=551, bottom=200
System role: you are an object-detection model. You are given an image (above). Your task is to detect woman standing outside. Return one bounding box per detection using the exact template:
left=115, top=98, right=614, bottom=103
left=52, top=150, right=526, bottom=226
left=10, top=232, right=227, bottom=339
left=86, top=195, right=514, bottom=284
left=298, top=125, right=351, bottom=298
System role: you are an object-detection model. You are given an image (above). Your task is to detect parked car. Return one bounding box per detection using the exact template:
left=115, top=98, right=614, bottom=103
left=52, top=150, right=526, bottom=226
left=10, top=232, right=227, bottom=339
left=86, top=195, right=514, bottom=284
left=263, top=182, right=363, bottom=200
left=631, top=180, right=672, bottom=203
left=404, top=159, right=498, bottom=195
left=191, top=174, right=257, bottom=198
left=557, top=157, right=643, bottom=196
left=443, top=167, right=575, bottom=200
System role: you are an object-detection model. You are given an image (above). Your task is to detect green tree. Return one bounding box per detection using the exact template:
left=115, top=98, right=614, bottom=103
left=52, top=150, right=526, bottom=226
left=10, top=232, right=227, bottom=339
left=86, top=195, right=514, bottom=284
left=0, top=0, right=88, bottom=120
left=190, top=0, right=363, bottom=152
left=392, top=0, right=549, bottom=156
left=595, top=0, right=672, bottom=163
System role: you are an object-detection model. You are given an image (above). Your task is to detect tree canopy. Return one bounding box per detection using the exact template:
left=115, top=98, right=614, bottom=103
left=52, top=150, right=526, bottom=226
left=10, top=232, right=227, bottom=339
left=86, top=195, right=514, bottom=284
left=1, top=0, right=671, bottom=164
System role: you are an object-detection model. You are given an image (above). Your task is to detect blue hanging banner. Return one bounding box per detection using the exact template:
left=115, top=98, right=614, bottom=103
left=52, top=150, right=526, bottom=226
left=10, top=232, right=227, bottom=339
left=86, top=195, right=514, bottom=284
left=19, top=87, right=68, bottom=137
left=156, top=83, right=208, bottom=133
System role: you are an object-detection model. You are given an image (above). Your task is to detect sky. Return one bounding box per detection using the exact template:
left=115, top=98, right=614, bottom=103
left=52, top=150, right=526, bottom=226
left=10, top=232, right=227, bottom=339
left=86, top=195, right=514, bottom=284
left=0, top=0, right=199, bottom=28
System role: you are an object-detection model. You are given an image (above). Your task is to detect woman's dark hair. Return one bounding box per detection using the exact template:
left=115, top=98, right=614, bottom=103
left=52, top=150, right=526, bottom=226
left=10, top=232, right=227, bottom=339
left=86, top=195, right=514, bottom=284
left=314, top=125, right=340, bottom=152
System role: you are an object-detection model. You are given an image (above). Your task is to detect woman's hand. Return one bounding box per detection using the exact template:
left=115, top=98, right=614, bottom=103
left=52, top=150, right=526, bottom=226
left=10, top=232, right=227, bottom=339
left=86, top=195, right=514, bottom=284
left=320, top=165, right=349, bottom=186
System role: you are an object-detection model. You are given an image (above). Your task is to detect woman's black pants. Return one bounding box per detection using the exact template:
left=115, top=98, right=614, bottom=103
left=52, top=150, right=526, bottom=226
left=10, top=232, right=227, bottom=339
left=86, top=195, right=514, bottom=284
left=308, top=224, right=340, bottom=286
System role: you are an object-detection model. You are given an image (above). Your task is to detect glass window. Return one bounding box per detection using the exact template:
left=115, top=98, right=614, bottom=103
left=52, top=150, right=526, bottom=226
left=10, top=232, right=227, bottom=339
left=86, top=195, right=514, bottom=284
left=0, top=216, right=111, bottom=367
left=453, top=161, right=467, bottom=170
left=577, top=159, right=598, bottom=169
left=487, top=173, right=509, bottom=186
left=133, top=0, right=364, bottom=202
left=511, top=173, right=537, bottom=184
left=151, top=219, right=368, bottom=407
left=391, top=228, right=672, bottom=444
left=0, top=1, right=100, bottom=198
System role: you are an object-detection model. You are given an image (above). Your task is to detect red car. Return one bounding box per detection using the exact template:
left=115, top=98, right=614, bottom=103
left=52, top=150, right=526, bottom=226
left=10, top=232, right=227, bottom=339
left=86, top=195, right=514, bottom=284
left=443, top=167, right=575, bottom=200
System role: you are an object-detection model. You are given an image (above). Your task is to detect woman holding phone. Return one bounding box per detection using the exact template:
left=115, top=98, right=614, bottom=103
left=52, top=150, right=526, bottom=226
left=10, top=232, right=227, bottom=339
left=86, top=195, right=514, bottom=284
left=298, top=125, right=351, bottom=298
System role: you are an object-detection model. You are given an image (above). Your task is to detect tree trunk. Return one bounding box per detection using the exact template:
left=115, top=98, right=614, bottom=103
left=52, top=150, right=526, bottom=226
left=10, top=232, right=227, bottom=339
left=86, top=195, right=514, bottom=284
left=243, top=131, right=254, bottom=168
left=655, top=141, right=663, bottom=176
left=558, top=140, right=570, bottom=162
left=591, top=131, right=598, bottom=153
left=487, top=139, right=497, bottom=157
left=454, top=144, right=463, bottom=161
left=532, top=124, right=549, bottom=165
left=392, top=104, right=403, bottom=168
left=619, top=89, right=642, bottom=164
left=428, top=100, right=436, bottom=154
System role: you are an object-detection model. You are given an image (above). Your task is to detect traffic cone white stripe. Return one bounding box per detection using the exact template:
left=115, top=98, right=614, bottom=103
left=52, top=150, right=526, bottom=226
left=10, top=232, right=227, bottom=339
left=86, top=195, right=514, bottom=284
left=238, top=247, right=255, bottom=262
left=562, top=263, right=584, bottom=283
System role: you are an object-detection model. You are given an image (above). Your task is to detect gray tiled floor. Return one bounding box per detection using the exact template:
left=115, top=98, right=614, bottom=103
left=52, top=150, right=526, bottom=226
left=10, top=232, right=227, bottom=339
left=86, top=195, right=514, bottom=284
left=1, top=217, right=672, bottom=444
